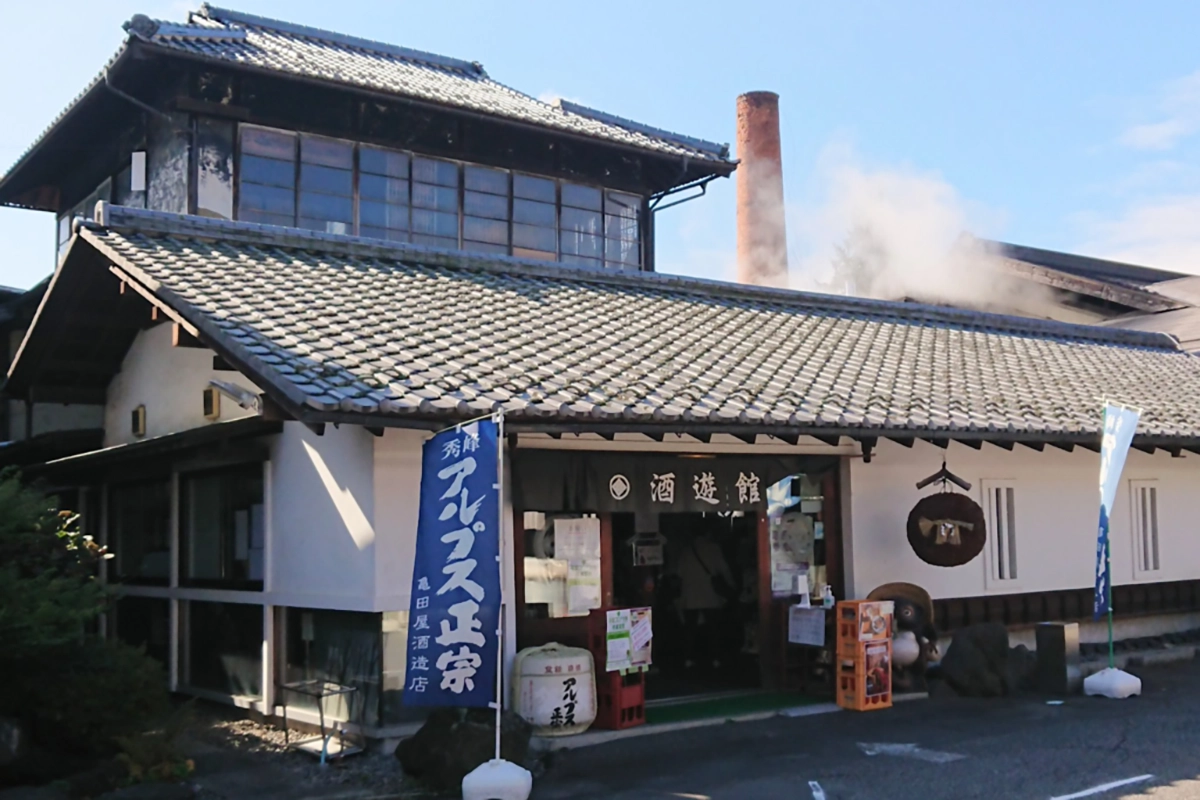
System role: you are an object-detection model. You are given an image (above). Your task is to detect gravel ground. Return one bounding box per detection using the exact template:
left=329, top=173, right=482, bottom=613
left=179, top=704, right=438, bottom=800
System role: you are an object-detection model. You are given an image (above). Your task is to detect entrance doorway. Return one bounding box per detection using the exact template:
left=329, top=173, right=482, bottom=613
left=612, top=512, right=760, bottom=699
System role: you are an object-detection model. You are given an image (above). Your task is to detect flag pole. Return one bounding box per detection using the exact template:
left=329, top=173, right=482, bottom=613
left=493, top=412, right=506, bottom=763
left=1106, top=539, right=1115, bottom=670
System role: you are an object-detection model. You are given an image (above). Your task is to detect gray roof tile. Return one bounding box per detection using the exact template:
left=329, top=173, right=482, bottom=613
left=69, top=204, right=1200, bottom=444
left=133, top=5, right=730, bottom=164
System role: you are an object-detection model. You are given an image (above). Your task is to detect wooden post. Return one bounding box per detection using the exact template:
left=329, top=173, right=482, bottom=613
left=756, top=510, right=778, bottom=690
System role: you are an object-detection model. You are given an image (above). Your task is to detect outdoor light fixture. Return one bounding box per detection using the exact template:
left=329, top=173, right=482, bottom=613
left=207, top=379, right=262, bottom=414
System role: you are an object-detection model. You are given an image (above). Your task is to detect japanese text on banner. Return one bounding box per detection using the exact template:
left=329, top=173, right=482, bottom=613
left=404, top=418, right=502, bottom=708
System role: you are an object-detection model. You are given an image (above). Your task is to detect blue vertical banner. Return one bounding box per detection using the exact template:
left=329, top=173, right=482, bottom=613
left=1094, top=404, right=1141, bottom=619
left=404, top=417, right=502, bottom=708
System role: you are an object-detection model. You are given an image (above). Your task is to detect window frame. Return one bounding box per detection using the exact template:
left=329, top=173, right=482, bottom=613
left=178, top=462, right=266, bottom=591
left=981, top=480, right=1019, bottom=591
left=233, top=122, right=644, bottom=267
left=1129, top=479, right=1162, bottom=580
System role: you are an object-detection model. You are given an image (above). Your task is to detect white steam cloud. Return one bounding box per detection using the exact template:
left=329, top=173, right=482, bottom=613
left=787, top=143, right=1008, bottom=304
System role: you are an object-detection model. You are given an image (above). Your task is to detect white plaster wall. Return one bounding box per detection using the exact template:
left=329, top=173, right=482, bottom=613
left=373, top=428, right=427, bottom=611
left=103, top=323, right=259, bottom=446
left=267, top=422, right=378, bottom=610
left=846, top=439, right=1200, bottom=600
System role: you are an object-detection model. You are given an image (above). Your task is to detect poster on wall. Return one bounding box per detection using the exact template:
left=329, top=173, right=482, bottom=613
left=605, top=609, right=631, bottom=672
left=629, top=607, right=653, bottom=668
left=555, top=518, right=602, bottom=616
left=770, top=512, right=814, bottom=595
left=605, top=608, right=653, bottom=671
left=788, top=605, right=825, bottom=647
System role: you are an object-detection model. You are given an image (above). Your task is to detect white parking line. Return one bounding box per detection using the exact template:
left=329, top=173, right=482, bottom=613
left=1049, top=774, right=1154, bottom=800
left=809, top=780, right=826, bottom=800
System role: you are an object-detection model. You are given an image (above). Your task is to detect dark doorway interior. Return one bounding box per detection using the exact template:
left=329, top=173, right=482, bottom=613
left=613, top=512, right=760, bottom=699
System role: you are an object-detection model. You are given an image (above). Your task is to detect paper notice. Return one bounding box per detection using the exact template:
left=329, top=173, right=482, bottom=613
left=631, top=619, right=652, bottom=651
left=788, top=606, right=826, bottom=646
left=566, top=558, right=602, bottom=615
left=607, top=636, right=631, bottom=666
left=554, top=517, right=601, bottom=561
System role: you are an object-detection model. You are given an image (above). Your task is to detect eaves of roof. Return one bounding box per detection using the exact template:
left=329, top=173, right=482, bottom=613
left=14, top=203, right=1195, bottom=451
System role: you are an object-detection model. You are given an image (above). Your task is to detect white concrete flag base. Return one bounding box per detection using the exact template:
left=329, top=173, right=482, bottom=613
left=1083, top=667, right=1142, bottom=699
left=461, top=759, right=533, bottom=800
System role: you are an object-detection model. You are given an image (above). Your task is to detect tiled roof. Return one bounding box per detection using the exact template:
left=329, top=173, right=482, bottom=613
left=66, top=205, right=1200, bottom=444
left=126, top=4, right=730, bottom=163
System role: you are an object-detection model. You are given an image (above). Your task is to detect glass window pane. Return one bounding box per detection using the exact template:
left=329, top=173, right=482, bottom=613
left=606, top=191, right=641, bottom=217
left=412, top=208, right=459, bottom=238
left=360, top=200, right=409, bottom=231
left=184, top=601, right=263, bottom=698
left=412, top=234, right=459, bottom=249
left=513, top=222, right=556, bottom=252
left=239, top=182, right=295, bottom=216
left=361, top=146, right=409, bottom=178
left=361, top=226, right=409, bottom=242
left=464, top=240, right=509, bottom=255
left=513, top=174, right=555, bottom=202
left=240, top=209, right=294, bottom=228
left=241, top=155, right=294, bottom=188
left=241, top=126, right=295, bottom=160
left=284, top=609, right=382, bottom=727
left=299, top=191, right=353, bottom=222
left=300, top=163, right=352, bottom=196
left=464, top=216, right=508, bottom=245
left=301, top=135, right=353, bottom=168
left=562, top=183, right=602, bottom=210
left=109, top=481, right=170, bottom=584
left=561, top=206, right=601, bottom=236
left=606, top=237, right=641, bottom=266
left=513, top=199, right=555, bottom=227
left=412, top=183, right=459, bottom=212
left=465, top=165, right=509, bottom=195
left=513, top=247, right=556, bottom=261
left=181, top=465, right=264, bottom=587
left=562, top=232, right=602, bottom=258
left=412, top=157, right=459, bottom=187
left=360, top=174, right=409, bottom=203
left=605, top=213, right=639, bottom=241
left=464, top=191, right=508, bottom=220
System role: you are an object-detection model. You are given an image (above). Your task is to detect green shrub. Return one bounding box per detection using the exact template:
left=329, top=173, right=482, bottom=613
left=18, top=638, right=170, bottom=756
left=0, top=472, right=169, bottom=757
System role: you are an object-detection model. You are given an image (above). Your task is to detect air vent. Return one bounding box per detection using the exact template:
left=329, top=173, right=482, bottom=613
left=203, top=387, right=221, bottom=420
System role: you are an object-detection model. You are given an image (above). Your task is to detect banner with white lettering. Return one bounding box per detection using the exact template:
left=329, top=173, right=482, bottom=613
left=1094, top=404, right=1140, bottom=619
left=404, top=418, right=501, bottom=708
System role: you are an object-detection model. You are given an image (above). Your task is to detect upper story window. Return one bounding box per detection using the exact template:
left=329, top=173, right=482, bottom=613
left=235, top=124, right=644, bottom=269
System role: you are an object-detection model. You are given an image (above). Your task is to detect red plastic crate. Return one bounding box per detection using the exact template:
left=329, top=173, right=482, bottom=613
left=593, top=670, right=645, bottom=730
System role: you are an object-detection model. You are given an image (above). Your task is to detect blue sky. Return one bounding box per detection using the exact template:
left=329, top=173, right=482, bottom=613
left=3, top=1, right=1200, bottom=289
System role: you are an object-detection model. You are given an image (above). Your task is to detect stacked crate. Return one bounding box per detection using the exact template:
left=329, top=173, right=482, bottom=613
left=835, top=600, right=895, bottom=711
left=586, top=609, right=646, bottom=730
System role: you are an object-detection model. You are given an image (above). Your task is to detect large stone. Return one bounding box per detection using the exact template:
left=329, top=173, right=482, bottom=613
left=396, top=709, right=533, bottom=793
left=940, top=623, right=1012, bottom=697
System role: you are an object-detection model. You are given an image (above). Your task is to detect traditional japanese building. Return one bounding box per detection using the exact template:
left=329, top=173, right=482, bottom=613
left=8, top=5, right=1200, bottom=737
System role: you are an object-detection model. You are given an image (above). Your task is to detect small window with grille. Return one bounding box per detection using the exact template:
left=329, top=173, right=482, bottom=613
left=982, top=480, right=1018, bottom=589
left=1130, top=480, right=1161, bottom=578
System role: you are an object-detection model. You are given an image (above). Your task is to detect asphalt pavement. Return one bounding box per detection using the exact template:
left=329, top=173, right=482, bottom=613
left=532, top=659, right=1200, bottom=800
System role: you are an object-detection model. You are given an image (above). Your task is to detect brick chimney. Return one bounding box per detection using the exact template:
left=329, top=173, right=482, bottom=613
left=736, top=91, right=788, bottom=287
